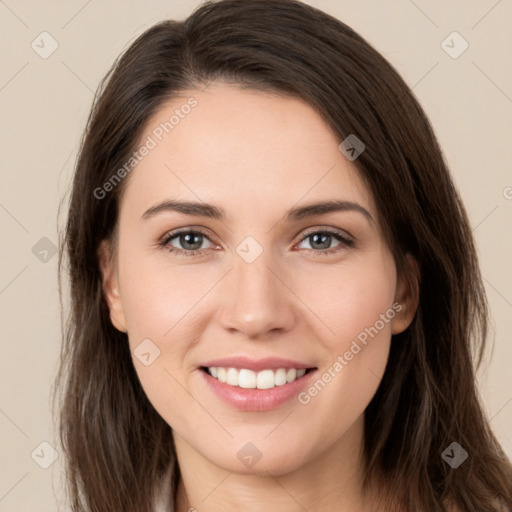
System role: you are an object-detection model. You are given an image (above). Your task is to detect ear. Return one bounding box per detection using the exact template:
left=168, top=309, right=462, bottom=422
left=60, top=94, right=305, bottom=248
left=391, top=252, right=420, bottom=335
left=97, top=239, right=128, bottom=333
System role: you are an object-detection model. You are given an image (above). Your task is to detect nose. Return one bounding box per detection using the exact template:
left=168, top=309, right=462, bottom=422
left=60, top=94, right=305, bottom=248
left=217, top=250, right=296, bottom=339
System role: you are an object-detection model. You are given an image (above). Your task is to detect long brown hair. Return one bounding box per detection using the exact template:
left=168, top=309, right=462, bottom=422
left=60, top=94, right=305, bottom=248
left=55, top=1, right=512, bottom=510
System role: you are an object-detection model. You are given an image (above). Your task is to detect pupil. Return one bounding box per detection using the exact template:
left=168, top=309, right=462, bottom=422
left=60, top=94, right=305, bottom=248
left=312, top=233, right=330, bottom=249
left=182, top=232, right=201, bottom=250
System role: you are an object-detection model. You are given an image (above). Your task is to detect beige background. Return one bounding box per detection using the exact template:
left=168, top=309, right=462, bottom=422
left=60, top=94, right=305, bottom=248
left=1, top=0, right=511, bottom=510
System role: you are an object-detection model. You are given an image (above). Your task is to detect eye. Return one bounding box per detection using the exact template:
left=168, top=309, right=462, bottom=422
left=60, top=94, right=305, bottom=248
left=158, top=227, right=354, bottom=259
left=295, top=229, right=354, bottom=256
left=159, top=229, right=215, bottom=258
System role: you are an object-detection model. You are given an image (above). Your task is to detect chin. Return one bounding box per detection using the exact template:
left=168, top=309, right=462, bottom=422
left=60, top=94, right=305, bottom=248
left=199, top=436, right=311, bottom=476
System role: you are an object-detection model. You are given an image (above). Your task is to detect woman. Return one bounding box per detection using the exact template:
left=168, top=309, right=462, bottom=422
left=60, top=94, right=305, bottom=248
left=55, top=0, right=512, bottom=510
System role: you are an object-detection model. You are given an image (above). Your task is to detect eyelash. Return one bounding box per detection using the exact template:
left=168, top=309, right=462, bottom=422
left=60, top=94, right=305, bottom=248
left=157, top=227, right=354, bottom=259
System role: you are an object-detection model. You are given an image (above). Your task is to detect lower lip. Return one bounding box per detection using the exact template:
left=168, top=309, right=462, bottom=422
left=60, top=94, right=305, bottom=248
left=199, top=368, right=317, bottom=412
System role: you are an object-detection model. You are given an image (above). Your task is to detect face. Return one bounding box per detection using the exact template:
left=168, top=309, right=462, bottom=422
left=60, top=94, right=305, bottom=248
left=99, top=82, right=417, bottom=476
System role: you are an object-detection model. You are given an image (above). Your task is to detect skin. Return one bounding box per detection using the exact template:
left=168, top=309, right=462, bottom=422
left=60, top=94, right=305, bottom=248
left=99, top=82, right=419, bottom=511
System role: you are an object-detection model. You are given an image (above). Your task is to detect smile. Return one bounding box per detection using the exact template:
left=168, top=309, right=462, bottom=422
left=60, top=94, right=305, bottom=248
left=201, top=366, right=314, bottom=389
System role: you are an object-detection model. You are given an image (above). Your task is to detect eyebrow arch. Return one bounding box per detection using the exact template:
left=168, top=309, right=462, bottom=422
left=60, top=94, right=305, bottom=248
left=141, top=199, right=374, bottom=225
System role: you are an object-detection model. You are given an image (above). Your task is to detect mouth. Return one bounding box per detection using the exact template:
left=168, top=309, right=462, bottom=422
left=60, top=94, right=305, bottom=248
left=197, top=356, right=318, bottom=411
left=199, top=364, right=318, bottom=411
left=199, top=366, right=317, bottom=389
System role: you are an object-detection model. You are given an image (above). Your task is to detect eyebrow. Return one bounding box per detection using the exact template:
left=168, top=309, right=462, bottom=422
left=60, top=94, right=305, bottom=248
left=141, top=199, right=374, bottom=225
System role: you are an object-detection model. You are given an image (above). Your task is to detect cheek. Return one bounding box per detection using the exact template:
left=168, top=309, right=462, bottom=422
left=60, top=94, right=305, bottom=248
left=117, top=243, right=213, bottom=341
left=297, top=251, right=397, bottom=354
left=116, top=250, right=214, bottom=420
left=293, top=253, right=396, bottom=421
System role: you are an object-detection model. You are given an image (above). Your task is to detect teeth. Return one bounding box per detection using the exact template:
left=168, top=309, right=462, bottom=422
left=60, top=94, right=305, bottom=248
left=207, top=367, right=308, bottom=389
left=217, top=367, right=226, bottom=383
left=226, top=368, right=239, bottom=386
left=257, top=369, right=274, bottom=389
left=286, top=368, right=297, bottom=382
left=275, top=368, right=287, bottom=386
left=239, top=369, right=256, bottom=388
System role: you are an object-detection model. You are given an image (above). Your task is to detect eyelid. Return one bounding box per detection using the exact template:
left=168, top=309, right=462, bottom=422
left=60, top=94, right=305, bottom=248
left=295, top=225, right=354, bottom=242
left=157, top=226, right=217, bottom=246
left=159, top=225, right=353, bottom=245
left=158, top=225, right=355, bottom=257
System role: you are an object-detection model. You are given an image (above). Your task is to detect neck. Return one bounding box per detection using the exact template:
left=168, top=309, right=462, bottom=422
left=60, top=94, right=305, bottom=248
left=173, top=414, right=387, bottom=512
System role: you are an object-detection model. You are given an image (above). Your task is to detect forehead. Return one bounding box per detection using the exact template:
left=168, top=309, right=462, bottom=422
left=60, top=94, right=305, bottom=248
left=120, top=82, right=376, bottom=224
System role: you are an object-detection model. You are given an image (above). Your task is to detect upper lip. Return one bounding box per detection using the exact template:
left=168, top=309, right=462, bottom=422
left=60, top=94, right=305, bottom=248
left=200, top=356, right=316, bottom=372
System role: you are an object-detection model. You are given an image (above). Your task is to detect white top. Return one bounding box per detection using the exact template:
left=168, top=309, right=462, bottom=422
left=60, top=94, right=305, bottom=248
left=153, top=464, right=174, bottom=512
